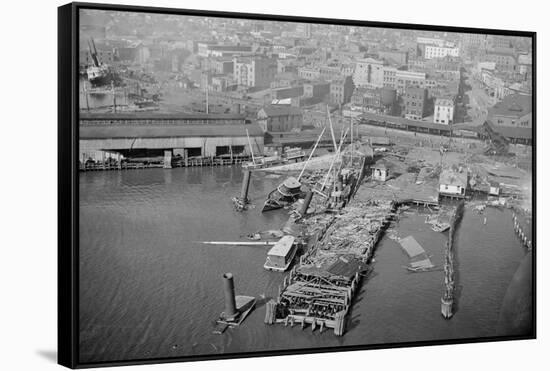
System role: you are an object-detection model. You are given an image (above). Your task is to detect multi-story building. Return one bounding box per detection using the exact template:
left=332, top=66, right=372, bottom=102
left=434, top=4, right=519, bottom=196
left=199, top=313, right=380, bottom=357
left=302, top=81, right=330, bottom=98
left=233, top=57, right=276, bottom=88
left=382, top=66, right=397, bottom=88
left=329, top=76, right=355, bottom=106
left=487, top=94, right=532, bottom=128
left=198, top=43, right=253, bottom=57
left=460, top=33, right=489, bottom=57
left=257, top=105, right=303, bottom=133
left=297, top=66, right=321, bottom=80
left=353, top=58, right=385, bottom=88
left=424, top=45, right=460, bottom=60
left=201, top=58, right=234, bottom=74
left=319, top=64, right=343, bottom=81
left=433, top=98, right=455, bottom=125
left=417, top=37, right=446, bottom=47
left=395, top=70, right=426, bottom=94
left=270, top=86, right=304, bottom=100
left=351, top=87, right=383, bottom=112
left=403, top=87, right=428, bottom=120
left=486, top=50, right=517, bottom=73
left=377, top=49, right=408, bottom=65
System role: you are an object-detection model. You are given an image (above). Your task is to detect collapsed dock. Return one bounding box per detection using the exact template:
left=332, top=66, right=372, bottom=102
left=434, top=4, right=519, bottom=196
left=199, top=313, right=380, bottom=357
left=264, top=199, right=397, bottom=335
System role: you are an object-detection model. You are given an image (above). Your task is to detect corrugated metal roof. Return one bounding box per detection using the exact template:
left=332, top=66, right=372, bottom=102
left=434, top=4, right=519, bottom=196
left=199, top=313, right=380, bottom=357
left=80, top=112, right=246, bottom=121
left=80, top=124, right=264, bottom=139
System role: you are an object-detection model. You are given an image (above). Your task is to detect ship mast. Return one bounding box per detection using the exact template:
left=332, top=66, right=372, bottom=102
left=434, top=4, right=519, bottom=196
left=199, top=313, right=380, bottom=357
left=298, top=127, right=326, bottom=181
left=246, top=129, right=256, bottom=165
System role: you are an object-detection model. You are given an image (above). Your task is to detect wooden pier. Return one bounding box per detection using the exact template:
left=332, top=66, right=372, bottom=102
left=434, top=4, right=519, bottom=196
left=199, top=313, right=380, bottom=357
left=441, top=201, right=464, bottom=319
left=79, top=155, right=253, bottom=172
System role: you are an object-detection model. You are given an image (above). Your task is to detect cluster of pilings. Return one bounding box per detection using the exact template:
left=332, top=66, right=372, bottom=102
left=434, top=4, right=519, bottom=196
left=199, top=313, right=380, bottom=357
left=441, top=201, right=464, bottom=319
left=512, top=212, right=532, bottom=250
left=263, top=268, right=361, bottom=336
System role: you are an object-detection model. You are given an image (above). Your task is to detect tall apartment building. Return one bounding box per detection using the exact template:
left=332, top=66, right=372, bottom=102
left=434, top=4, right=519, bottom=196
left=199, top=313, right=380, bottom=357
left=403, top=87, right=428, bottom=120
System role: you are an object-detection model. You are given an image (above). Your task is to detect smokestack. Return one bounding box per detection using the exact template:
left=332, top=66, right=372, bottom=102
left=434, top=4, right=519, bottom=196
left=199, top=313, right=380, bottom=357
left=240, top=170, right=251, bottom=202
left=299, top=191, right=314, bottom=217
left=222, top=273, right=238, bottom=320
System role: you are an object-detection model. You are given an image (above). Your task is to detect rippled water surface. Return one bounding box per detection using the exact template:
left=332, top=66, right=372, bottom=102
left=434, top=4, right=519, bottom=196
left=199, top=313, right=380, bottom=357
left=79, top=167, right=528, bottom=363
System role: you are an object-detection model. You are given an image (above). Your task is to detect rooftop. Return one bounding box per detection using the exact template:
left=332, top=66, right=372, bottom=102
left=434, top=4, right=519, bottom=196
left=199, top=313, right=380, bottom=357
left=489, top=94, right=532, bottom=118
left=259, top=105, right=303, bottom=117
left=80, top=123, right=264, bottom=139
left=267, top=236, right=295, bottom=257
left=439, top=169, right=468, bottom=187
left=80, top=112, right=246, bottom=121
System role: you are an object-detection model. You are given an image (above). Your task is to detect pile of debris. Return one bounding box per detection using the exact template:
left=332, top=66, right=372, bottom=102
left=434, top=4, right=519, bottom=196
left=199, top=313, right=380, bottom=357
left=302, top=200, right=396, bottom=269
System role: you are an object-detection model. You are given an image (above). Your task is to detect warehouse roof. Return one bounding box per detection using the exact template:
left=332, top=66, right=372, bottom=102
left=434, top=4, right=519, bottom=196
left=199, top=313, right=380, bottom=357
left=80, top=123, right=264, bottom=139
left=488, top=94, right=532, bottom=118
left=259, top=105, right=303, bottom=117
left=79, top=112, right=247, bottom=121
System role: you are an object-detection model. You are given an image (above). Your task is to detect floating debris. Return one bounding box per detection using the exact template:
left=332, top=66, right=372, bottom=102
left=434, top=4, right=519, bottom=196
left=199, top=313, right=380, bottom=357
left=398, top=236, right=436, bottom=272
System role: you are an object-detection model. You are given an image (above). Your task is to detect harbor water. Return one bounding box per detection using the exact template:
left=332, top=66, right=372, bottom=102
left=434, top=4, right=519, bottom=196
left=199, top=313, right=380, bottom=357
left=79, top=166, right=529, bottom=363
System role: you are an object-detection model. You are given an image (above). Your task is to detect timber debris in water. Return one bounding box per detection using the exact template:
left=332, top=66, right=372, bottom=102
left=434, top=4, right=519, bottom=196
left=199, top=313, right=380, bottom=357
left=398, top=236, right=436, bottom=272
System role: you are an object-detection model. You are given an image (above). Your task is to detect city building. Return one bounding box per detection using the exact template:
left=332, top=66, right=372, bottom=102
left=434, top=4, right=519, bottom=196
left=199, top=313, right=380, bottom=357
left=486, top=50, right=517, bottom=73
left=433, top=98, right=455, bottom=125
left=353, top=58, right=385, bottom=88
left=198, top=43, right=253, bottom=57
left=319, top=64, right=343, bottom=81
left=487, top=94, right=532, bottom=128
left=416, top=37, right=446, bottom=47
left=202, top=58, right=234, bottom=74
left=329, top=76, right=355, bottom=106
left=271, top=86, right=304, bottom=100
left=257, top=105, right=303, bottom=133
left=303, top=81, right=330, bottom=98
left=424, top=45, right=460, bottom=60
left=403, top=87, right=428, bottom=120
left=233, top=57, right=276, bottom=88
left=395, top=70, right=427, bottom=94
left=351, top=87, right=383, bottom=113
left=297, top=66, right=321, bottom=80
left=377, top=49, right=408, bottom=65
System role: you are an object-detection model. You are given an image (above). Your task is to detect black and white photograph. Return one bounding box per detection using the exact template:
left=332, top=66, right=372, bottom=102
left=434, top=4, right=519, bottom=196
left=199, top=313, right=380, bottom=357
left=62, top=2, right=535, bottom=368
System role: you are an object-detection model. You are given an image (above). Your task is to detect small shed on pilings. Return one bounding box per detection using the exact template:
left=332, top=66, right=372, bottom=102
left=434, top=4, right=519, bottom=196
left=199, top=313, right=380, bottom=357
left=372, top=158, right=393, bottom=182
left=489, top=180, right=501, bottom=196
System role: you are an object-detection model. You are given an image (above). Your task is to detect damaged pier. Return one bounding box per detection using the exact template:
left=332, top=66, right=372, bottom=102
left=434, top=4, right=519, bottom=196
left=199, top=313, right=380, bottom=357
left=264, top=199, right=397, bottom=335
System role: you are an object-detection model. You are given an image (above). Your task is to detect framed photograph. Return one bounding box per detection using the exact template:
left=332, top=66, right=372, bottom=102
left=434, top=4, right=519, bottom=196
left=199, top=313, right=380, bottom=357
left=58, top=2, right=536, bottom=368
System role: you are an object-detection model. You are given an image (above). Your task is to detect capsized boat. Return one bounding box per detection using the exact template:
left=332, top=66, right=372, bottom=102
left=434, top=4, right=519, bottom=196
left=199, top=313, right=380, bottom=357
left=262, top=176, right=305, bottom=212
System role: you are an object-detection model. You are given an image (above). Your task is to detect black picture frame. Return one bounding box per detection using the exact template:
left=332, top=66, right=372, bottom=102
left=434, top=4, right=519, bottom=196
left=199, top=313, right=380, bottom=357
left=58, top=2, right=536, bottom=368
